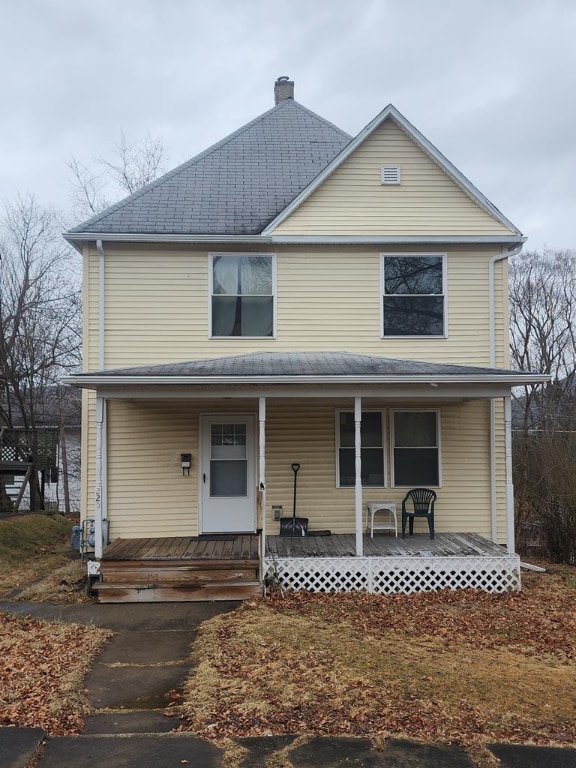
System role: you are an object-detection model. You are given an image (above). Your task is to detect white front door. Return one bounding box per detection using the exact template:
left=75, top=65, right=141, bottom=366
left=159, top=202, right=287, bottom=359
left=200, top=415, right=256, bottom=533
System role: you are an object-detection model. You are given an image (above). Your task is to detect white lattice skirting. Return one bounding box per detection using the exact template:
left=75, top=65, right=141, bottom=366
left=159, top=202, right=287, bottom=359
left=264, top=555, right=521, bottom=594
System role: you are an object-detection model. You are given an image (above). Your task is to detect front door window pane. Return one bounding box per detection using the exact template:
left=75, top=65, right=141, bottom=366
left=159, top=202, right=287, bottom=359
left=210, top=423, right=248, bottom=495
left=211, top=460, right=247, bottom=496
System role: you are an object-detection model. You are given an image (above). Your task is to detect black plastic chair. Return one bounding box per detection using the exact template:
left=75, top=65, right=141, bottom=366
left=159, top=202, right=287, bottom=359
left=401, top=488, right=437, bottom=539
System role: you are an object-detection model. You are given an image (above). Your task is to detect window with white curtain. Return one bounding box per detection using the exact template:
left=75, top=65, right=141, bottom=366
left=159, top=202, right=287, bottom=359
left=211, top=254, right=275, bottom=337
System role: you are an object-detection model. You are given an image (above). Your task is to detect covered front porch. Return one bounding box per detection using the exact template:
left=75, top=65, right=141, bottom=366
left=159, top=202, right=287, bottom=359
left=91, top=531, right=520, bottom=601
left=65, top=352, right=546, bottom=602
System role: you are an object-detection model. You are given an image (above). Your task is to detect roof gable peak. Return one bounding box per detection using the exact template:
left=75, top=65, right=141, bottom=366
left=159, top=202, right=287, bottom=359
left=263, top=103, right=521, bottom=236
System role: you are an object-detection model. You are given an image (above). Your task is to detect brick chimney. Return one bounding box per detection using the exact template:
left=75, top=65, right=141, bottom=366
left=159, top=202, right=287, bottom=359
left=274, top=76, right=294, bottom=104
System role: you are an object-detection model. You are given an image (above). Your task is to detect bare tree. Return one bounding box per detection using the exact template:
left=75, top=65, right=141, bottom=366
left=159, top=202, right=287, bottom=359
left=510, top=248, right=576, bottom=432
left=0, top=195, right=81, bottom=510
left=509, top=248, right=576, bottom=562
left=68, top=130, right=166, bottom=219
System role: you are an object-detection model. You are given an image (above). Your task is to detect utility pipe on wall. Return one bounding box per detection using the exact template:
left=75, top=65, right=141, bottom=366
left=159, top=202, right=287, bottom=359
left=488, top=245, right=522, bottom=543
left=95, top=241, right=108, bottom=557
left=94, top=396, right=104, bottom=559
left=96, top=239, right=105, bottom=370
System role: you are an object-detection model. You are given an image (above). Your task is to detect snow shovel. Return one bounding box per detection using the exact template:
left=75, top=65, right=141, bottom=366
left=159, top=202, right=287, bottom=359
left=279, top=463, right=309, bottom=536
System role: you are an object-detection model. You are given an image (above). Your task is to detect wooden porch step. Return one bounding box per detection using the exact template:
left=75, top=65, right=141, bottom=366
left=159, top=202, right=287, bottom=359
left=92, top=580, right=262, bottom=603
left=99, top=566, right=258, bottom=585
left=100, top=558, right=259, bottom=570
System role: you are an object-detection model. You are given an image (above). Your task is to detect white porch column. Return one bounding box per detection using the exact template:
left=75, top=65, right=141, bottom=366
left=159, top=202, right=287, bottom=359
left=94, top=395, right=106, bottom=559
left=489, top=400, right=497, bottom=542
left=259, top=397, right=267, bottom=553
left=504, top=395, right=515, bottom=554
left=354, top=396, right=363, bottom=556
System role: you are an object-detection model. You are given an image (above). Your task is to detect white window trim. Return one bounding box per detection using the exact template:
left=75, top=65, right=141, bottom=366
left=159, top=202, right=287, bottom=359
left=335, top=409, right=387, bottom=489
left=380, top=252, right=448, bottom=339
left=208, top=252, right=278, bottom=339
left=390, top=408, right=442, bottom=488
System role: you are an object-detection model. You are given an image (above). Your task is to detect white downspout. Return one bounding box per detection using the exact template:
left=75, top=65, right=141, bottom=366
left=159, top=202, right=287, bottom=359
left=258, top=397, right=266, bottom=578
left=95, top=241, right=108, bottom=554
left=94, top=395, right=105, bottom=559
left=489, top=245, right=522, bottom=543
left=97, top=239, right=105, bottom=370
left=354, top=397, right=363, bottom=556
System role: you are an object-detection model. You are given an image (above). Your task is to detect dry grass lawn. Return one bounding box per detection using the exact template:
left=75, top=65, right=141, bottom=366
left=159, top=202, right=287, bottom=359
left=0, top=515, right=110, bottom=736
left=0, top=514, right=90, bottom=603
left=0, top=611, right=111, bottom=735
left=176, top=564, right=576, bottom=750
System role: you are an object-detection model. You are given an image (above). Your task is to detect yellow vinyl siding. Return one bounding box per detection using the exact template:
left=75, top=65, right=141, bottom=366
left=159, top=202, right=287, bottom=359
left=87, top=243, right=508, bottom=371
left=270, top=120, right=513, bottom=236
left=99, top=398, right=505, bottom=544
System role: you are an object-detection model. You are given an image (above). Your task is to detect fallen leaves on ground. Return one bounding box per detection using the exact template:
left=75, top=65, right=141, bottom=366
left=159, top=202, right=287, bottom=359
left=175, top=564, right=576, bottom=748
left=0, top=611, right=111, bottom=735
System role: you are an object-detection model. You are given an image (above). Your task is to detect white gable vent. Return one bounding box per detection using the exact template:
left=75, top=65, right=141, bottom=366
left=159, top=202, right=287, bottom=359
left=381, top=165, right=401, bottom=185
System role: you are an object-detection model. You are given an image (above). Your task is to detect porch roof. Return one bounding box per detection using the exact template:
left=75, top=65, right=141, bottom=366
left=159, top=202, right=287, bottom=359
left=64, top=351, right=548, bottom=394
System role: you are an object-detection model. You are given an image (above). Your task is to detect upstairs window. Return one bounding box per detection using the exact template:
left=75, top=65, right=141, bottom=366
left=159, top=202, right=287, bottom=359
left=382, top=254, right=445, bottom=337
left=211, top=254, right=275, bottom=337
left=337, top=411, right=385, bottom=487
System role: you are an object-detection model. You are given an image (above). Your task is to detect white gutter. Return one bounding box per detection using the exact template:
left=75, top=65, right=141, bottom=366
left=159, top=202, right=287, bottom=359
left=96, top=239, right=106, bottom=369
left=488, top=246, right=522, bottom=543
left=65, top=232, right=526, bottom=247
left=65, top=233, right=270, bottom=245
left=63, top=372, right=549, bottom=388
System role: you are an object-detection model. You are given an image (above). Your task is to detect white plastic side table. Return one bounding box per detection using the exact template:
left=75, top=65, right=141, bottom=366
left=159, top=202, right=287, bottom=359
left=366, top=501, right=398, bottom=538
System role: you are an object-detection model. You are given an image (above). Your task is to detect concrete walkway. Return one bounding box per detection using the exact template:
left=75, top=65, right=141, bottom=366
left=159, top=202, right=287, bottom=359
left=1, top=600, right=575, bottom=767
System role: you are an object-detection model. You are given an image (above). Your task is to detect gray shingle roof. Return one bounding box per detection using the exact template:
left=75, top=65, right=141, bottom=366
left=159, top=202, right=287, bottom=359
left=68, top=100, right=351, bottom=237
left=76, top=352, right=528, bottom=379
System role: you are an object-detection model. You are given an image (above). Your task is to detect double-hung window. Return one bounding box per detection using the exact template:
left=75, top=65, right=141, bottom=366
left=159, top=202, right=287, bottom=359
left=382, top=254, right=445, bottom=336
left=392, top=410, right=440, bottom=487
left=211, top=254, right=275, bottom=337
left=337, top=411, right=385, bottom=487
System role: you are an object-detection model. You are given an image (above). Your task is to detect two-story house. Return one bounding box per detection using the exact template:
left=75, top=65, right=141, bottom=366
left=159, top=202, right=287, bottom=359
left=64, top=77, right=546, bottom=602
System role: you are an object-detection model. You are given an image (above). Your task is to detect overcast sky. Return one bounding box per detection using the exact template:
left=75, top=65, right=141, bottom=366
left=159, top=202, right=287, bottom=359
left=1, top=0, right=574, bottom=249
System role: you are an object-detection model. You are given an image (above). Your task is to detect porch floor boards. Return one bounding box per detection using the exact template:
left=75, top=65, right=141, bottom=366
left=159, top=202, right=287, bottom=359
left=266, top=532, right=506, bottom=559
left=102, top=534, right=260, bottom=562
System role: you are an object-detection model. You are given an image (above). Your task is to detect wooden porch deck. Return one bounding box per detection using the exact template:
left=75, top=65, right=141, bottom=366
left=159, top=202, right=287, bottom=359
left=264, top=532, right=520, bottom=595
left=266, top=532, right=505, bottom=558
left=102, top=534, right=260, bottom=561
left=92, top=532, right=518, bottom=602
